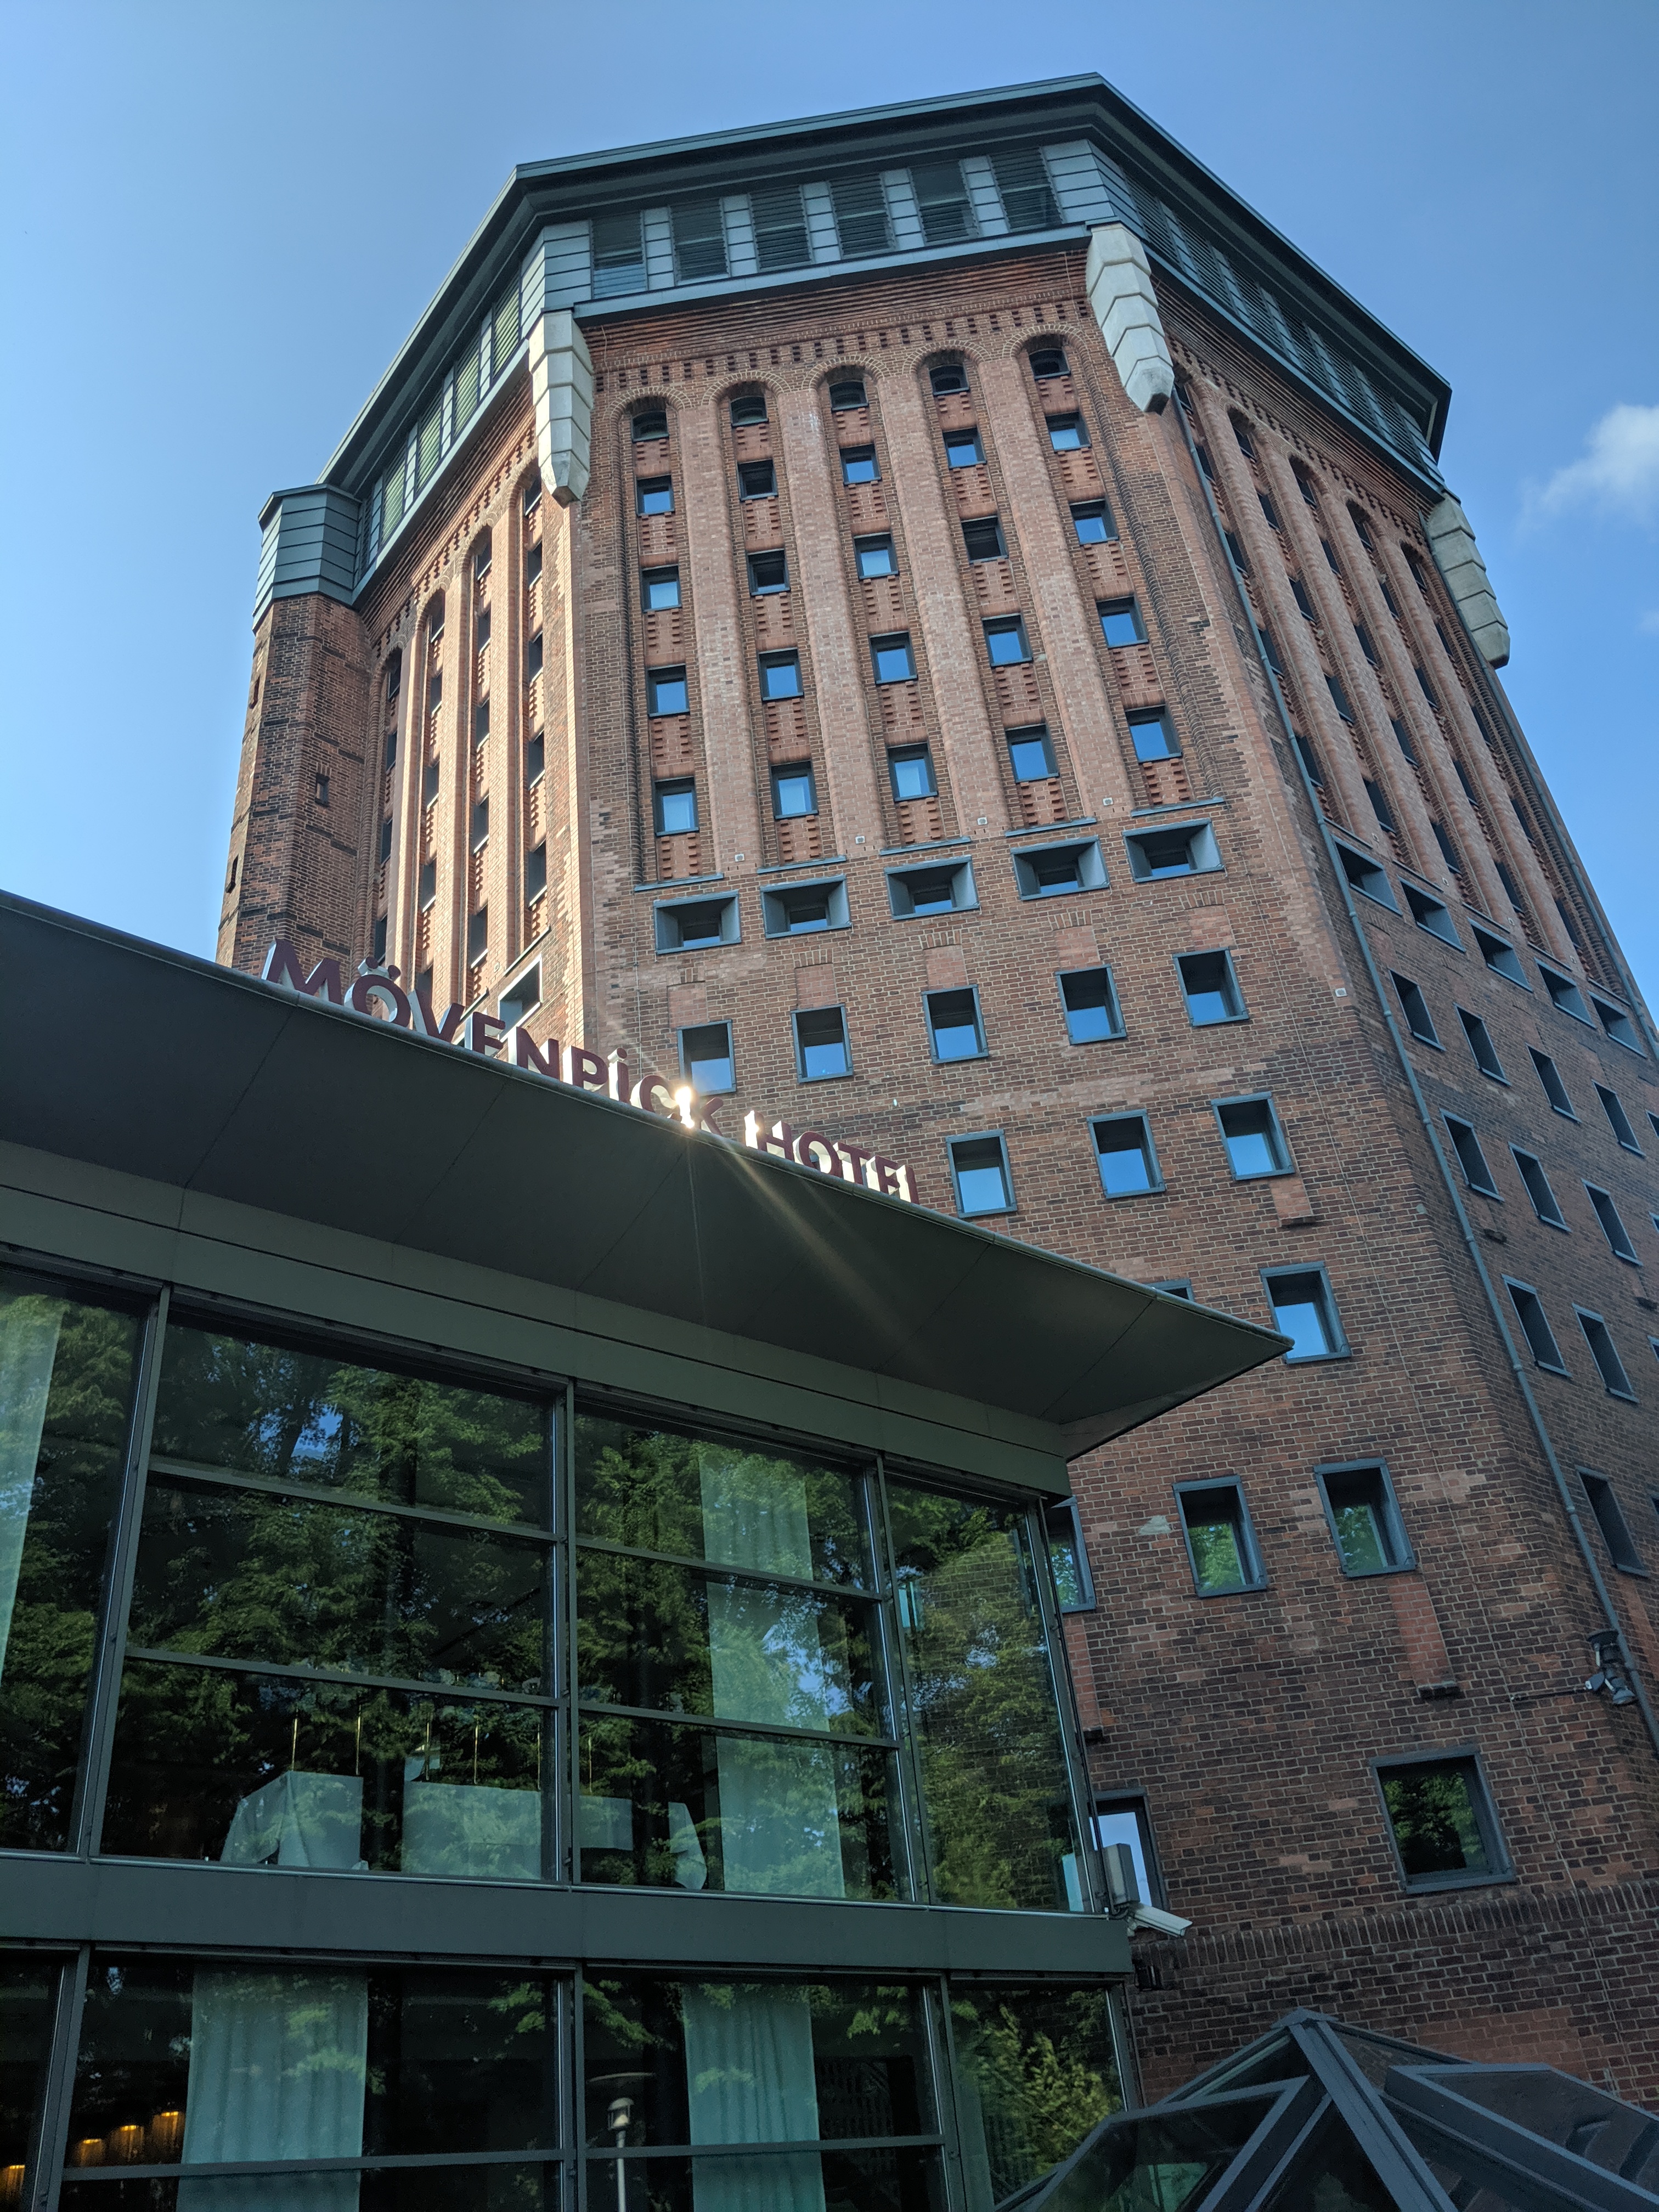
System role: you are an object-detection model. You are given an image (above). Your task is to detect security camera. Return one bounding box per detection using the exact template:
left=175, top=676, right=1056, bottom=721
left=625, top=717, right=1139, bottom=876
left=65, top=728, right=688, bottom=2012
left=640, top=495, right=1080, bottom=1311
left=1128, top=1902, right=1193, bottom=1939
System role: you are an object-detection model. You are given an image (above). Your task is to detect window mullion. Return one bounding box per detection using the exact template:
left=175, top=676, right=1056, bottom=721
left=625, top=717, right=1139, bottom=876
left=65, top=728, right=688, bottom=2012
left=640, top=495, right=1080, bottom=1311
left=1023, top=1499, right=1105, bottom=1913
left=872, top=1454, right=935, bottom=1905
left=24, top=1944, right=90, bottom=2212
left=561, top=1380, right=579, bottom=1886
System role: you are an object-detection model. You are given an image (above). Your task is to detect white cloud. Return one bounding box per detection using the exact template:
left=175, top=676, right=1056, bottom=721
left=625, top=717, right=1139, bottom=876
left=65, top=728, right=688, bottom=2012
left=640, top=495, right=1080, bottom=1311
left=1531, top=403, right=1659, bottom=526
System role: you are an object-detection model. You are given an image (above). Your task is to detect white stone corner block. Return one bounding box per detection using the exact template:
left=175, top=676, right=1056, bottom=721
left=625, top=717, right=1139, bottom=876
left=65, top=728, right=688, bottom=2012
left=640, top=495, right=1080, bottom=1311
left=1425, top=495, right=1511, bottom=667
left=530, top=309, right=595, bottom=507
left=1085, top=222, right=1175, bottom=414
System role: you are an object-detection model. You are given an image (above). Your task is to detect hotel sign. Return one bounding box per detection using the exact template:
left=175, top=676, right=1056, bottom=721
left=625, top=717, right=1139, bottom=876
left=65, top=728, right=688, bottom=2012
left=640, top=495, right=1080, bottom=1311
left=261, top=943, right=914, bottom=1202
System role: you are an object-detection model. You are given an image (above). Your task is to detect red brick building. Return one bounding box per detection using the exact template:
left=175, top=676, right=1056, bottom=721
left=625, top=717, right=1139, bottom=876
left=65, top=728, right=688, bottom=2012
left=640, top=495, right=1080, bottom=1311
left=222, top=78, right=1659, bottom=2098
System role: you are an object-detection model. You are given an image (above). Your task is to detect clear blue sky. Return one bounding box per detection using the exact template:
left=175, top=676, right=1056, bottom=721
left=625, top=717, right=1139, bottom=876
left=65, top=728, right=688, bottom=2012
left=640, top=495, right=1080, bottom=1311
left=3, top=0, right=1655, bottom=1004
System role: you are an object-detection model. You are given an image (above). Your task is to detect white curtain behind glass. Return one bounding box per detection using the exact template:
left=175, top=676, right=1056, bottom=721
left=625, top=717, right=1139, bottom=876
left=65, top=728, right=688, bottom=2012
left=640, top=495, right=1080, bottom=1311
left=179, top=1968, right=368, bottom=2211
left=697, top=1450, right=844, bottom=1899
left=0, top=1292, right=63, bottom=1683
left=682, top=1983, right=826, bottom=2212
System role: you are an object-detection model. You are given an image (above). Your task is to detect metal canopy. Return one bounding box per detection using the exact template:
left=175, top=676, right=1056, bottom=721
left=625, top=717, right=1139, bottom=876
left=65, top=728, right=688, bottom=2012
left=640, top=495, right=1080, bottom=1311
left=0, top=892, right=1286, bottom=1460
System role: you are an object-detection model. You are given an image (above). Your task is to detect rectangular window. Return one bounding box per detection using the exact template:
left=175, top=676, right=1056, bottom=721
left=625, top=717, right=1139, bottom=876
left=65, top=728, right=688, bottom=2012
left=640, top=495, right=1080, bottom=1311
left=1176, top=949, right=1246, bottom=1025
left=889, top=746, right=936, bottom=801
left=1006, top=725, right=1057, bottom=782
left=1415, top=664, right=1440, bottom=709
left=1529, top=1047, right=1576, bottom=1116
left=1510, top=1148, right=1566, bottom=1227
left=760, top=878, right=849, bottom=937
left=1364, top=778, right=1396, bottom=834
left=870, top=633, right=915, bottom=684
left=1377, top=1754, right=1508, bottom=1891
left=1047, top=414, right=1089, bottom=452
left=1263, top=1266, right=1347, bottom=1360
left=1257, top=625, right=1284, bottom=679
left=1071, top=499, right=1118, bottom=543
left=828, top=376, right=867, bottom=410
left=1506, top=1279, right=1567, bottom=1371
left=1029, top=346, right=1070, bottom=381
left=1214, top=1095, right=1291, bottom=1179
left=641, top=567, right=680, bottom=611
left=737, top=459, right=777, bottom=499
left=470, top=797, right=489, bottom=852
left=1584, top=1184, right=1639, bottom=1263
left=1444, top=1115, right=1500, bottom=1196
left=378, top=817, right=393, bottom=863
left=593, top=208, right=646, bottom=296
left=1472, top=925, right=1528, bottom=986
left=631, top=408, right=668, bottom=444
left=1391, top=715, right=1418, bottom=763
left=1149, top=1279, right=1193, bottom=1299
left=636, top=477, right=674, bottom=516
left=647, top=667, right=689, bottom=719
left=1592, top=996, right=1644, bottom=1053
left=1097, top=599, right=1146, bottom=648
left=1259, top=492, right=1282, bottom=530
left=1058, top=967, right=1124, bottom=1044
left=1581, top=1472, right=1645, bottom=1573
left=759, top=651, right=803, bottom=700
left=1125, top=821, right=1221, bottom=881
left=1322, top=537, right=1342, bottom=575
left=1457, top=1008, right=1507, bottom=1081
left=466, top=906, right=488, bottom=964
left=1290, top=575, right=1318, bottom=621
left=915, top=159, right=975, bottom=243
left=314, top=771, right=330, bottom=807
left=679, top=1020, right=733, bottom=1093
left=887, top=859, right=975, bottom=917
left=1293, top=731, right=1324, bottom=786
left=1403, top=882, right=1461, bottom=946
left=795, top=1005, right=851, bottom=1081
left=1595, top=1085, right=1643, bottom=1153
left=1092, top=1114, right=1163, bottom=1198
left=422, top=759, right=440, bottom=808
left=473, top=699, right=490, bottom=744
left=1317, top=1462, right=1412, bottom=1575
left=520, top=837, right=548, bottom=902
left=1095, top=1796, right=1162, bottom=1907
left=1431, top=819, right=1463, bottom=874
left=654, top=895, right=738, bottom=953
left=525, top=731, right=545, bottom=787
left=729, top=392, right=768, bottom=428
left=925, top=987, right=986, bottom=1063
left=962, top=515, right=1006, bottom=561
left=523, top=635, right=543, bottom=683
left=949, top=1133, right=1012, bottom=1216
left=418, top=858, right=436, bottom=909
left=1013, top=839, right=1106, bottom=899
left=1355, top=620, right=1380, bottom=665
left=1225, top=530, right=1250, bottom=574
left=1176, top=1481, right=1265, bottom=1595
left=1045, top=1499, right=1094, bottom=1612
left=653, top=781, right=698, bottom=836
left=1325, top=673, right=1356, bottom=722
left=854, top=534, right=895, bottom=578
left=1578, top=1309, right=1636, bottom=1397
left=752, top=183, right=809, bottom=272
left=1127, top=710, right=1179, bottom=762
left=1393, top=974, right=1440, bottom=1045
left=841, top=445, right=879, bottom=486
left=829, top=172, right=893, bottom=258
left=771, top=765, right=816, bottom=819
left=747, top=550, right=788, bottom=595
left=1539, top=966, right=1593, bottom=1022
left=984, top=618, right=1030, bottom=667
left=944, top=427, right=985, bottom=469
left=500, top=961, right=540, bottom=1028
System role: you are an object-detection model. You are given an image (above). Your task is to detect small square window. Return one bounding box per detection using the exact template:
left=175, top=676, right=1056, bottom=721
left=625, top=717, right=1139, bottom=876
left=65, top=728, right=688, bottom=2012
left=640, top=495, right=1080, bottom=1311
left=889, top=746, right=936, bottom=802
left=647, top=667, right=689, bottom=718
left=422, top=759, right=440, bottom=808
left=926, top=987, right=986, bottom=1063
left=1584, top=1184, right=1639, bottom=1264
left=1007, top=726, right=1057, bottom=783
left=1581, top=1472, right=1645, bottom=1573
left=1263, top=1266, right=1346, bottom=1361
left=842, top=446, right=879, bottom=486
left=1092, top=1113, right=1163, bottom=1198
left=636, top=477, right=674, bottom=516
left=1125, top=822, right=1221, bottom=882
left=944, top=428, right=985, bottom=469
left=870, top=634, right=916, bottom=684
left=655, top=896, right=738, bottom=953
left=1377, top=1756, right=1507, bottom=1892
left=1528, top=1048, right=1575, bottom=1117
left=1511, top=1149, right=1566, bottom=1228
left=1506, top=1279, right=1566, bottom=1372
left=1538, top=966, right=1592, bottom=1022
left=1071, top=500, right=1118, bottom=544
left=1591, top=996, right=1644, bottom=1053
left=1058, top=967, right=1124, bottom=1045
left=1457, top=1008, right=1507, bottom=1082
left=1317, top=1463, right=1412, bottom=1575
left=1149, top=1279, right=1193, bottom=1300
left=929, top=363, right=968, bottom=396
left=632, top=410, right=668, bottom=442
left=654, top=780, right=698, bottom=836
left=526, top=732, right=545, bottom=786
left=748, top=551, right=788, bottom=595
left=1392, top=975, right=1440, bottom=1046
left=1030, top=348, right=1069, bottom=381
left=1176, top=950, right=1246, bottom=1025
left=855, top=535, right=895, bottom=578
left=1444, top=1114, right=1500, bottom=1197
left=1045, top=1500, right=1094, bottom=1612
left=1594, top=1086, right=1642, bottom=1154
left=1013, top=839, right=1106, bottom=899
left=500, top=962, right=540, bottom=1029
left=470, top=797, right=490, bottom=853
left=962, top=515, right=1006, bottom=562
left=795, top=1005, right=851, bottom=1081
left=737, top=459, right=777, bottom=500
left=1097, top=599, right=1146, bottom=648
left=828, top=379, right=867, bottom=411
left=1094, top=1797, right=1162, bottom=1909
left=772, top=766, right=816, bottom=819
left=1215, top=1095, right=1291, bottom=1178
left=760, top=652, right=803, bottom=701
left=1333, top=844, right=1397, bottom=905
left=680, top=1020, right=734, bottom=1093
left=1403, top=882, right=1461, bottom=946
left=1176, top=1481, right=1264, bottom=1595
left=730, top=393, right=768, bottom=428
left=761, top=877, right=849, bottom=938
left=1047, top=414, right=1089, bottom=453
left=418, top=860, right=436, bottom=910
left=1472, top=925, right=1528, bottom=986
left=888, top=860, right=975, bottom=918
left=984, top=618, right=1030, bottom=667
left=473, top=699, right=491, bottom=744
left=1127, top=711, right=1179, bottom=763
left=1577, top=1308, right=1636, bottom=1398
left=466, top=907, right=488, bottom=966
left=949, top=1133, right=1012, bottom=1216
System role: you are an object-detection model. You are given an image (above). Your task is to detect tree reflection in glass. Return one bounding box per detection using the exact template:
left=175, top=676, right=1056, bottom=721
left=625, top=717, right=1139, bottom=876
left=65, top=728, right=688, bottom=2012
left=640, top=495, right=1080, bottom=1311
left=949, top=1984, right=1122, bottom=2208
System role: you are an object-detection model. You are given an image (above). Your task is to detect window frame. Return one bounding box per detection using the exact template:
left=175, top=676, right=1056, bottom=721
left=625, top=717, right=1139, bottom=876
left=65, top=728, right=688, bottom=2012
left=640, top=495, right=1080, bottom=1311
left=840, top=444, right=879, bottom=486
left=1126, top=709, right=1181, bottom=763
left=646, top=666, right=690, bottom=719
left=853, top=534, right=895, bottom=579
left=652, top=892, right=740, bottom=955
left=869, top=633, right=916, bottom=685
left=652, top=778, right=699, bottom=837
left=759, top=876, right=850, bottom=940
left=1093, top=1793, right=1166, bottom=1910
left=1012, top=839, right=1107, bottom=901
left=1443, top=1113, right=1502, bottom=1198
left=1401, top=882, right=1462, bottom=947
left=1069, top=499, right=1117, bottom=544
left=1372, top=1748, right=1513, bottom=1895
left=1124, top=820, right=1222, bottom=883
left=1455, top=1008, right=1508, bottom=1084
left=1174, top=1478, right=1267, bottom=1597
left=1175, top=948, right=1248, bottom=1028
left=1096, top=597, right=1146, bottom=648
left=678, top=1019, right=735, bottom=1094
left=1211, top=1093, right=1294, bottom=1182
left=1090, top=1111, right=1165, bottom=1201
left=736, top=458, right=777, bottom=501
left=1005, top=724, right=1058, bottom=785
left=770, top=764, right=818, bottom=821
left=758, top=650, right=803, bottom=702
left=1591, top=996, right=1646, bottom=1054
left=1576, top=1306, right=1637, bottom=1399
left=1594, top=1084, right=1644, bottom=1155
left=1335, top=844, right=1400, bottom=909
left=947, top=1130, right=1015, bottom=1218
left=1391, top=973, right=1441, bottom=1047
left=1314, top=1459, right=1415, bottom=1578
left=1583, top=1183, right=1640, bottom=1265
left=983, top=617, right=1031, bottom=668
left=1528, top=1047, right=1577, bottom=1118
left=1056, top=966, right=1125, bottom=1046
left=943, top=426, right=986, bottom=470
left=793, top=1003, right=854, bottom=1084
left=886, top=857, right=977, bottom=919
left=923, top=984, right=989, bottom=1065
left=746, top=550, right=788, bottom=597
left=1471, top=923, right=1531, bottom=988
left=635, top=475, right=674, bottom=517
left=1579, top=1470, right=1647, bottom=1575
left=1537, top=964, right=1593, bottom=1024
left=888, top=745, right=936, bottom=803
left=1044, top=1498, right=1096, bottom=1615
left=1261, top=1263, right=1350, bottom=1363
left=1504, top=1277, right=1568, bottom=1374
left=1510, top=1147, right=1567, bottom=1229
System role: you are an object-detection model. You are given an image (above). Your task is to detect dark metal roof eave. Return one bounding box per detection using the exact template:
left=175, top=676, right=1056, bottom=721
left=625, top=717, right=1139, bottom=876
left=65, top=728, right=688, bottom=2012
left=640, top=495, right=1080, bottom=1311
left=0, top=891, right=1288, bottom=1464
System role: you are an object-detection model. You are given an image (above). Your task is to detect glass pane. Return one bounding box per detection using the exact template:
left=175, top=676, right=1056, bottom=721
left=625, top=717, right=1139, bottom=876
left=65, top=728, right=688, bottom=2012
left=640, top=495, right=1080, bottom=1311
left=949, top=1985, right=1122, bottom=2207
left=102, top=1666, right=544, bottom=1879
left=1332, top=1499, right=1387, bottom=1573
left=577, top=1555, right=881, bottom=1737
left=0, top=1277, right=142, bottom=1849
left=152, top=1328, right=551, bottom=1526
left=129, top=1482, right=549, bottom=1693
left=61, top=2173, right=555, bottom=2210
left=1036, top=2098, right=1273, bottom=2212
left=580, top=2147, right=939, bottom=2212
left=886, top=1486, right=1082, bottom=1909
left=1269, top=1283, right=1333, bottom=1359
left=584, top=1978, right=933, bottom=2148
left=1381, top=1763, right=1491, bottom=1880
left=2, top=1960, right=55, bottom=2184
left=1184, top=1507, right=1245, bottom=1593
left=579, top=1716, right=897, bottom=1900
left=574, top=1418, right=870, bottom=1585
